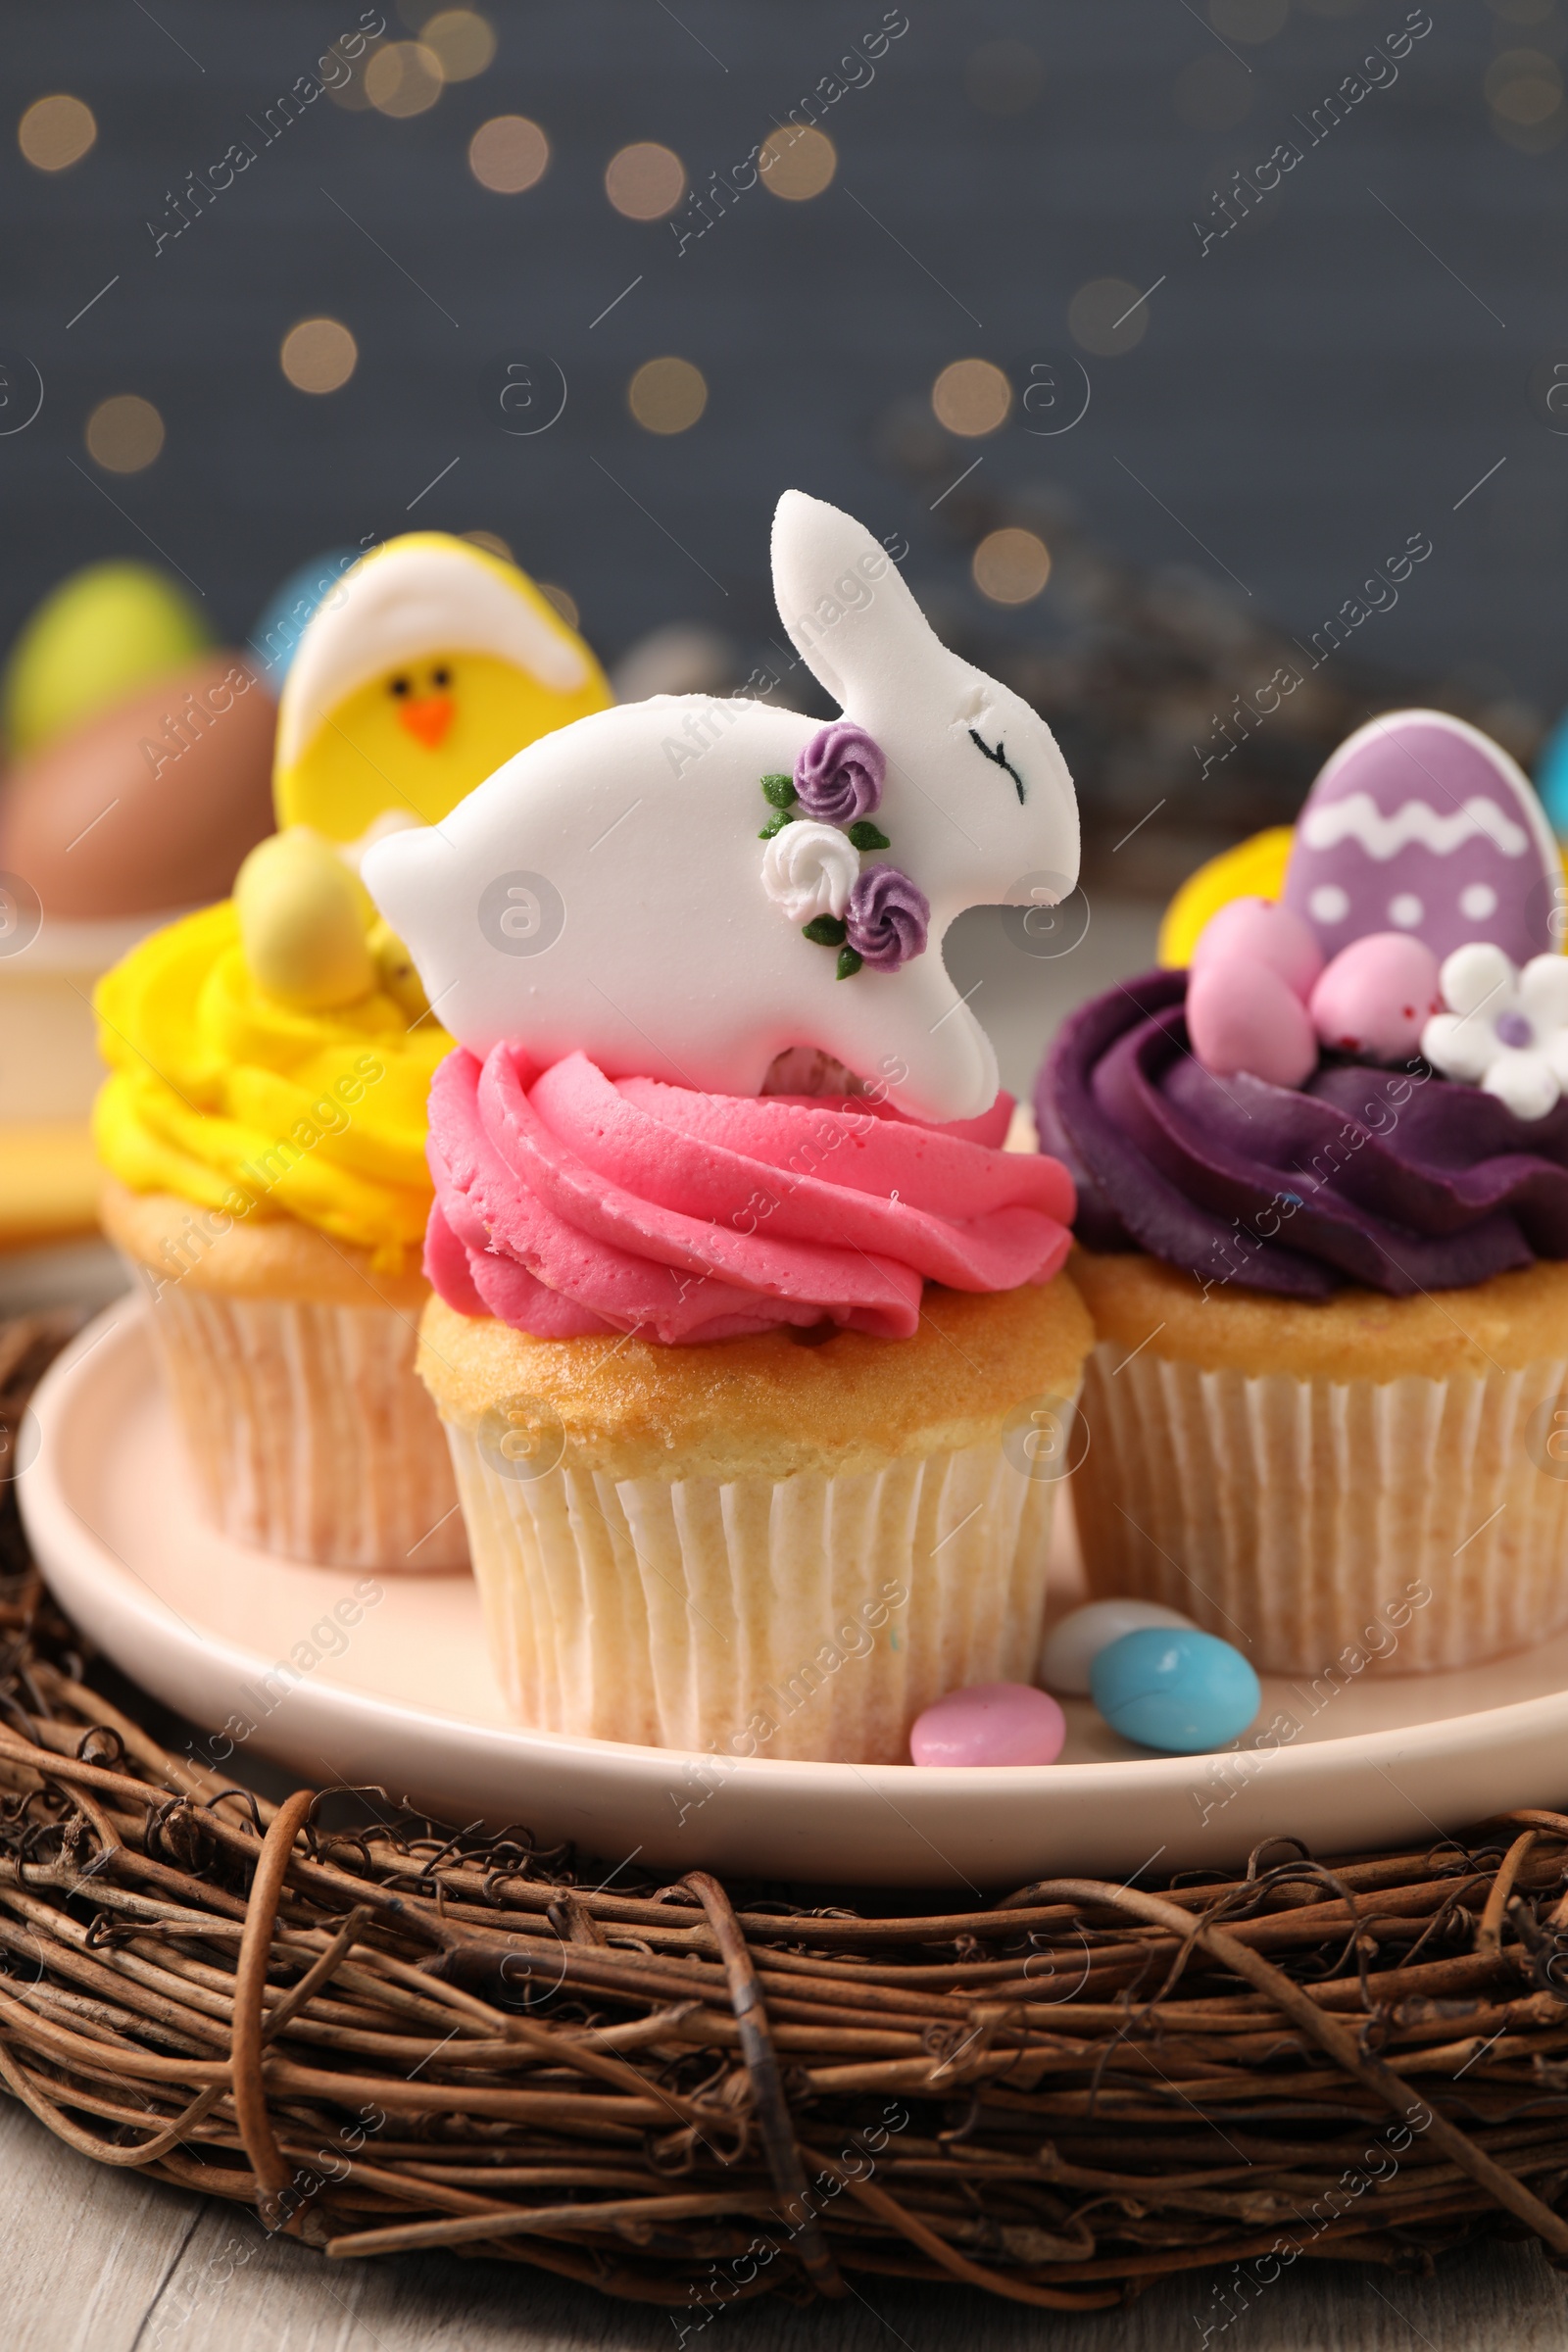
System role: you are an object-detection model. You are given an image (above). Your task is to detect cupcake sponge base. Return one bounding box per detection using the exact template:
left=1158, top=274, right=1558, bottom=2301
left=1071, top=1250, right=1568, bottom=1675
left=102, top=1182, right=465, bottom=1572
left=419, top=1278, right=1093, bottom=1759
left=446, top=1430, right=1061, bottom=1760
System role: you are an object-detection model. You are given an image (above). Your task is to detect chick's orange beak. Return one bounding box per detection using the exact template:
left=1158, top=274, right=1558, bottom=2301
left=397, top=694, right=454, bottom=749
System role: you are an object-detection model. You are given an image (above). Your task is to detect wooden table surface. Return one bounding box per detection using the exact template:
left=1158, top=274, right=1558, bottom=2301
left=6, top=2093, right=1568, bottom=2352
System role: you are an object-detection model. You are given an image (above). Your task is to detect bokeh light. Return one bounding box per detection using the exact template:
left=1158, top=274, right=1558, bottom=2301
left=19, top=94, right=96, bottom=172
left=606, top=142, right=686, bottom=220
left=628, top=357, right=708, bottom=434
left=538, top=583, right=581, bottom=631
left=1208, top=0, right=1289, bottom=38
left=759, top=125, right=837, bottom=199
left=1173, top=54, right=1254, bottom=131
left=366, top=40, right=443, bottom=118
left=1487, top=49, right=1563, bottom=123
left=963, top=41, right=1045, bottom=116
left=419, top=9, right=496, bottom=79
left=468, top=116, right=549, bottom=193
left=972, top=528, right=1053, bottom=605
left=85, top=396, right=164, bottom=474
left=280, top=318, right=359, bottom=395
left=931, top=359, right=1012, bottom=437
left=463, top=529, right=514, bottom=563
left=1068, top=277, right=1151, bottom=357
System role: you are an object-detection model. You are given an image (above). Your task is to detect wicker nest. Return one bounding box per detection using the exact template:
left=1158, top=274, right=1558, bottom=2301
left=5, top=1319, right=1568, bottom=2311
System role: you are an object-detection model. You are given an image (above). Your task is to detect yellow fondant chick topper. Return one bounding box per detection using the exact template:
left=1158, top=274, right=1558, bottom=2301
left=272, top=531, right=611, bottom=849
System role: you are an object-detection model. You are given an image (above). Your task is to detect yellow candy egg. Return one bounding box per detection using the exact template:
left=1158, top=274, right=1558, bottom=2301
left=235, top=827, right=375, bottom=1010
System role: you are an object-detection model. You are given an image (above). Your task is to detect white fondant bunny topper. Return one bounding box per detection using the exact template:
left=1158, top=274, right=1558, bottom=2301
left=364, top=491, right=1079, bottom=1122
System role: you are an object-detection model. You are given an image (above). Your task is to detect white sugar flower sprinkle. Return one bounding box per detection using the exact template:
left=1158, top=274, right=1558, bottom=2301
left=760, top=819, right=859, bottom=926
left=1421, top=942, right=1568, bottom=1120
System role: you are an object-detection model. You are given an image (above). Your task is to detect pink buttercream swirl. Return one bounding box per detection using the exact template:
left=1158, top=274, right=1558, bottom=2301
left=425, top=1046, right=1076, bottom=1344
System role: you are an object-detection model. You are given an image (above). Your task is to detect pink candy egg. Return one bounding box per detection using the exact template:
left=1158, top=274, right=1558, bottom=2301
left=1186, top=956, right=1318, bottom=1088
left=908, top=1681, right=1066, bottom=1768
left=1307, top=932, right=1442, bottom=1062
left=1190, top=896, right=1324, bottom=1001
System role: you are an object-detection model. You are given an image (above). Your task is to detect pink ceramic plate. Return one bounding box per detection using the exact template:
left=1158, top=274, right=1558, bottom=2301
left=19, top=1303, right=1568, bottom=1887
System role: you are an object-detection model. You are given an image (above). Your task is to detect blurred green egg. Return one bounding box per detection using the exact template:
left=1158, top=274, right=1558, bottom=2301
left=2, top=559, right=215, bottom=757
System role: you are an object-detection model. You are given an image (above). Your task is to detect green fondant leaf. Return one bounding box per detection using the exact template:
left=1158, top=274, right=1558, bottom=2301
left=803, top=914, right=847, bottom=947
left=760, top=773, right=798, bottom=808
left=759, top=809, right=794, bottom=839
left=836, top=947, right=863, bottom=981
left=846, top=820, right=890, bottom=853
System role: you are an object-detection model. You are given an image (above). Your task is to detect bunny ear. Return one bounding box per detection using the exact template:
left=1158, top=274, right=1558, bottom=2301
left=770, top=490, right=940, bottom=709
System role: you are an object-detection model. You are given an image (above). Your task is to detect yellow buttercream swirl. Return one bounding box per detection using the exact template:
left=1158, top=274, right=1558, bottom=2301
left=93, top=903, right=449, bottom=1265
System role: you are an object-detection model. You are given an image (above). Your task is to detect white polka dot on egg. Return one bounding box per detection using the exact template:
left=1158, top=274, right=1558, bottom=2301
left=1460, top=882, right=1498, bottom=921
left=1389, top=893, right=1423, bottom=929
left=1308, top=884, right=1349, bottom=925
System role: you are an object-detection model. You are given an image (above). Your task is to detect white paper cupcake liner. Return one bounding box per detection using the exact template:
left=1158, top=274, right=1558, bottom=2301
left=140, top=1283, right=466, bottom=1573
left=441, top=1426, right=1065, bottom=1760
left=1071, top=1343, right=1568, bottom=1674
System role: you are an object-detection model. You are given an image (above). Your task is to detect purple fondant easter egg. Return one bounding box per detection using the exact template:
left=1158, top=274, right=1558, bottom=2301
left=1186, top=956, right=1317, bottom=1087
left=1190, top=895, right=1323, bottom=1001
left=908, top=1682, right=1066, bottom=1768
left=1308, top=932, right=1442, bottom=1063
left=1282, top=710, right=1560, bottom=968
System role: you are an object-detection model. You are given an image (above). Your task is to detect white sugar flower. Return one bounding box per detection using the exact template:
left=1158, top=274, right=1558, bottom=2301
left=760, top=819, right=858, bottom=926
left=1421, top=942, right=1568, bottom=1120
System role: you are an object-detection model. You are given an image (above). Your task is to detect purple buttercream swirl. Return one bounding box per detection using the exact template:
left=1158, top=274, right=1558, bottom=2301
left=794, top=722, right=885, bottom=825
left=846, top=864, right=929, bottom=972
left=1036, top=968, right=1568, bottom=1298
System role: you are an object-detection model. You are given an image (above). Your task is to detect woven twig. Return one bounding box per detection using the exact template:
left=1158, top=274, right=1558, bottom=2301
left=5, top=1324, right=1568, bottom=2308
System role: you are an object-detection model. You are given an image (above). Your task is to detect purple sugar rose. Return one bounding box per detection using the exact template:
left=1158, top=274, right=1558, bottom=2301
left=794, top=722, right=885, bottom=826
left=846, top=864, right=929, bottom=972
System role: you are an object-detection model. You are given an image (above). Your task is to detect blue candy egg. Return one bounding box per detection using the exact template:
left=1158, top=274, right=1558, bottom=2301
left=1537, top=710, right=1568, bottom=842
left=247, top=549, right=363, bottom=686
left=1090, top=1628, right=1260, bottom=1754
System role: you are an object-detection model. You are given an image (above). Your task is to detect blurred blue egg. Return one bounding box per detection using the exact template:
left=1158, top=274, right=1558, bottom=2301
left=1537, top=710, right=1568, bottom=842
left=247, top=549, right=363, bottom=687
left=1090, top=1627, right=1260, bottom=1754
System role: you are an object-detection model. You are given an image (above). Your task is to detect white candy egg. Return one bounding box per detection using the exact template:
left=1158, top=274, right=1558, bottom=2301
left=1040, top=1599, right=1196, bottom=1696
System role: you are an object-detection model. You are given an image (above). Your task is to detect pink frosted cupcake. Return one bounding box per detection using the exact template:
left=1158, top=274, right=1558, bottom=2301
left=366, top=488, right=1095, bottom=1760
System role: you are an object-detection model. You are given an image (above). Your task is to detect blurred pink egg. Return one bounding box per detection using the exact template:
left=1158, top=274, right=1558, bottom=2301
left=908, top=1682, right=1066, bottom=1768
left=1308, top=932, right=1443, bottom=1062
left=1187, top=956, right=1318, bottom=1088
left=1190, top=896, right=1324, bottom=1002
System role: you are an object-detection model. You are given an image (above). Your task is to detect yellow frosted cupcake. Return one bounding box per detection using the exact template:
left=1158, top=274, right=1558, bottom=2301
left=95, top=883, right=463, bottom=1569
left=366, top=489, right=1094, bottom=1759
left=94, top=529, right=612, bottom=1573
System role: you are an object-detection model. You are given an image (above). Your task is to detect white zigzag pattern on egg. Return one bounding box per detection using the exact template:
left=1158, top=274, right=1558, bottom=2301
left=1299, top=791, right=1531, bottom=862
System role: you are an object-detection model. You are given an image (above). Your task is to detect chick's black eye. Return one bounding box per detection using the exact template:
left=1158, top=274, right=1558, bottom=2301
left=431, top=665, right=451, bottom=689
left=389, top=675, right=411, bottom=698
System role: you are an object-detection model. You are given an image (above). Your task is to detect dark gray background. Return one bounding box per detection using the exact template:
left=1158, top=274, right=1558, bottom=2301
left=5, top=0, right=1564, bottom=794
